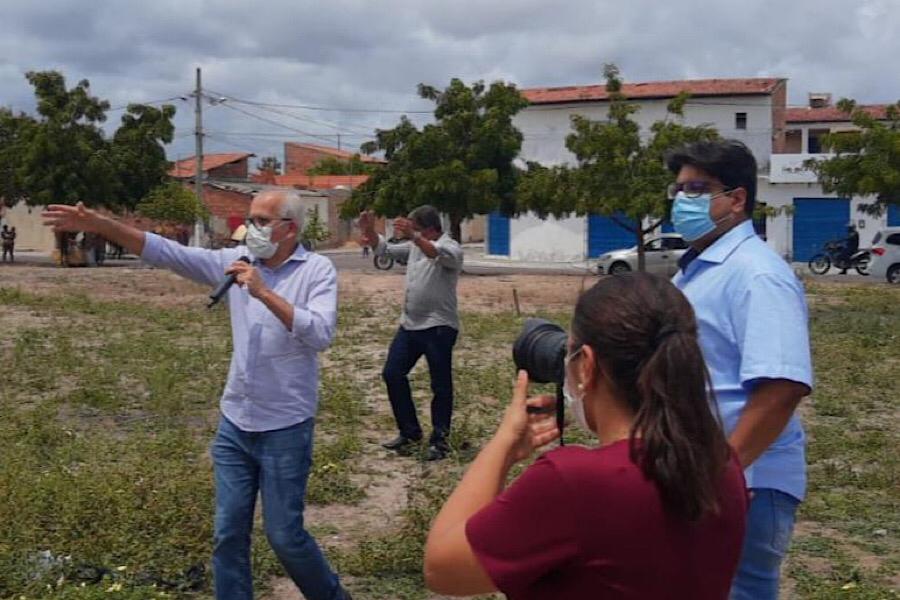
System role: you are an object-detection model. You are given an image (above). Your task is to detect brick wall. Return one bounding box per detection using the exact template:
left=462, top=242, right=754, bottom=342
left=285, top=144, right=333, bottom=175
left=208, top=158, right=249, bottom=180
left=771, top=81, right=788, bottom=155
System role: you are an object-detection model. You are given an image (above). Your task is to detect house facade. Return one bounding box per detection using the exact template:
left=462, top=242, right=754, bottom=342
left=488, top=78, right=897, bottom=262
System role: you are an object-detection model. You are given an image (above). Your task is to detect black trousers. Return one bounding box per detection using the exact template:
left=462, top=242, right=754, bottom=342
left=382, top=325, right=458, bottom=444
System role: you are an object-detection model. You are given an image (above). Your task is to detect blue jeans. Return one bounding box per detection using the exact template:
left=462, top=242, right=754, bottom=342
left=382, top=326, right=458, bottom=444
left=211, top=415, right=341, bottom=600
left=730, top=488, right=800, bottom=600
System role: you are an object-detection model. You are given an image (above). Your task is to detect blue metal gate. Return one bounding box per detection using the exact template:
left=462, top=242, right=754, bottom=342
left=792, top=198, right=851, bottom=262
left=487, top=212, right=510, bottom=256
left=889, top=203, right=900, bottom=227
left=588, top=214, right=636, bottom=258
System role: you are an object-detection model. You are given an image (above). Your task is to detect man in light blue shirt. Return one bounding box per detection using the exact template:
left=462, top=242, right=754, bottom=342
left=666, top=141, right=812, bottom=600
left=42, top=191, right=351, bottom=600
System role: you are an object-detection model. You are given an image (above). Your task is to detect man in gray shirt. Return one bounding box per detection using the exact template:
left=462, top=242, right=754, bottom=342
left=360, top=205, right=463, bottom=461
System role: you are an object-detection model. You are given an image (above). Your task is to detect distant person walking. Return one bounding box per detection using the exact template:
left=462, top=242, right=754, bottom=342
left=1, top=225, right=15, bottom=262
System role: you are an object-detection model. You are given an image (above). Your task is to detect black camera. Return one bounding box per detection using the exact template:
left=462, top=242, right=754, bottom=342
left=512, top=318, right=568, bottom=443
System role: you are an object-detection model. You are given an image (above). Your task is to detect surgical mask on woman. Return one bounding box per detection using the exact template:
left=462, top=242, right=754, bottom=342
left=563, top=346, right=591, bottom=432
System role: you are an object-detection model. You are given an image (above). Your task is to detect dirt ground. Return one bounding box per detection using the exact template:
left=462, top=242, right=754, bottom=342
left=4, top=264, right=895, bottom=599
left=2, top=265, right=589, bottom=313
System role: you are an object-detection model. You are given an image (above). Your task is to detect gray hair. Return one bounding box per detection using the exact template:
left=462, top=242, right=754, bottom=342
left=408, top=204, right=442, bottom=233
left=277, top=191, right=306, bottom=231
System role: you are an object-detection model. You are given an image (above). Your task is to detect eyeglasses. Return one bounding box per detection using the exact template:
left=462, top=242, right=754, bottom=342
left=666, top=181, right=737, bottom=200
left=245, top=216, right=292, bottom=228
left=564, top=346, right=584, bottom=367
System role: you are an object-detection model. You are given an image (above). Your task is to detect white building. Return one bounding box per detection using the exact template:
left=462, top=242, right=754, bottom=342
left=488, top=79, right=899, bottom=262
left=762, top=100, right=897, bottom=261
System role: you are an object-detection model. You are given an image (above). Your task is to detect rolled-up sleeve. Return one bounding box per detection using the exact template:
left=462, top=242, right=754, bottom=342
left=733, top=273, right=813, bottom=391
left=141, top=233, right=236, bottom=287
left=374, top=235, right=412, bottom=262
left=290, top=258, right=337, bottom=352
left=434, top=237, right=463, bottom=270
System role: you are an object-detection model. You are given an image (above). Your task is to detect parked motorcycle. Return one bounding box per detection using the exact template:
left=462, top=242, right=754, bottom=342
left=372, top=237, right=410, bottom=271
left=808, top=241, right=870, bottom=275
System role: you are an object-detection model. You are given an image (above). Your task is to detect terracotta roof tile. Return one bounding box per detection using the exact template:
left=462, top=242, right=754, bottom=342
left=285, top=142, right=385, bottom=163
left=784, top=104, right=891, bottom=123
left=169, top=153, right=255, bottom=178
left=521, top=78, right=785, bottom=105
left=260, top=174, right=371, bottom=189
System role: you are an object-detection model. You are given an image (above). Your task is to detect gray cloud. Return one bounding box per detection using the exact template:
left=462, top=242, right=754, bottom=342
left=1, top=0, right=897, bottom=162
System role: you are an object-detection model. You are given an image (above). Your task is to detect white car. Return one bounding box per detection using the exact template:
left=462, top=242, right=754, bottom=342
left=868, top=226, right=900, bottom=284
left=595, top=234, right=689, bottom=277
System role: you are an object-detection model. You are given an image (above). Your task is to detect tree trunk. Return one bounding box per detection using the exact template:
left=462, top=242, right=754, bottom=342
left=450, top=215, right=462, bottom=243
left=636, top=228, right=646, bottom=272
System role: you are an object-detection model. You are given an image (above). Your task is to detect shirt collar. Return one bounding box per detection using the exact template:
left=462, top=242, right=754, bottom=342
left=287, top=242, right=310, bottom=262
left=244, top=242, right=310, bottom=269
left=680, top=220, right=756, bottom=273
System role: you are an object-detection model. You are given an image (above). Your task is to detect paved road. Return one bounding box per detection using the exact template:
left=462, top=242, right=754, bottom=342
left=4, top=249, right=888, bottom=285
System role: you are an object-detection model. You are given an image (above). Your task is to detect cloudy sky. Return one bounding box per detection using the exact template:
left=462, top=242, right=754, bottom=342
left=1, top=0, right=898, bottom=165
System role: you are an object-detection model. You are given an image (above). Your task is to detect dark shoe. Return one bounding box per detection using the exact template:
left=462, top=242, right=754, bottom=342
left=425, top=443, right=448, bottom=461
left=381, top=434, right=421, bottom=452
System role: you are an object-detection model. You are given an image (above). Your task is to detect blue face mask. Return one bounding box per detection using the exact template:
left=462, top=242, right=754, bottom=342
left=671, top=192, right=715, bottom=242
left=671, top=192, right=734, bottom=242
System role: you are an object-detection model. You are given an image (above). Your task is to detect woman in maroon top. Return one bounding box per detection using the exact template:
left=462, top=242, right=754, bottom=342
left=424, top=273, right=748, bottom=599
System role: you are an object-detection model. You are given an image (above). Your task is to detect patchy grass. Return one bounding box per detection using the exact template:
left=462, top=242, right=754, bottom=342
left=1, top=277, right=897, bottom=599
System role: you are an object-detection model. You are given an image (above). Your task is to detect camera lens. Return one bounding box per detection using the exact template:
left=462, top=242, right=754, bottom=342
left=512, top=318, right=568, bottom=384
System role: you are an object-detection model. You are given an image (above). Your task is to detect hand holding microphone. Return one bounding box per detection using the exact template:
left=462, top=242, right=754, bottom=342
left=208, top=257, right=262, bottom=307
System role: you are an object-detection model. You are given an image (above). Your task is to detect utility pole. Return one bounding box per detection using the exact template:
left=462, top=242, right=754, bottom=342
left=336, top=133, right=341, bottom=152
left=193, top=67, right=204, bottom=247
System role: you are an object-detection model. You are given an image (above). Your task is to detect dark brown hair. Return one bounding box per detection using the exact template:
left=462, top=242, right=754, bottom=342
left=571, top=272, right=730, bottom=521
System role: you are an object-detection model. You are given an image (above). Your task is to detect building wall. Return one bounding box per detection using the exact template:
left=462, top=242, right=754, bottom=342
left=514, top=94, right=775, bottom=170
left=2, top=202, right=55, bottom=253
left=284, top=144, right=343, bottom=175
left=509, top=213, right=586, bottom=262
left=208, top=159, right=249, bottom=180
left=758, top=178, right=885, bottom=260
left=460, top=215, right=486, bottom=243
left=508, top=94, right=776, bottom=262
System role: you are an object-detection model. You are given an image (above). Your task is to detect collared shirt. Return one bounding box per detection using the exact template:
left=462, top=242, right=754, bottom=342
left=673, top=221, right=813, bottom=500
left=376, top=233, right=463, bottom=331
left=142, top=233, right=338, bottom=432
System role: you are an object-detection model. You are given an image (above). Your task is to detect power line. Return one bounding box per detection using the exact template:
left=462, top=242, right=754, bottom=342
left=206, top=88, right=377, bottom=136
left=217, top=102, right=348, bottom=144
left=202, top=91, right=433, bottom=114
left=107, top=96, right=186, bottom=112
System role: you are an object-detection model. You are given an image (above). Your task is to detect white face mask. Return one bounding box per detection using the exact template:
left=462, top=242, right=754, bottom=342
left=563, top=347, right=591, bottom=432
left=245, top=223, right=278, bottom=259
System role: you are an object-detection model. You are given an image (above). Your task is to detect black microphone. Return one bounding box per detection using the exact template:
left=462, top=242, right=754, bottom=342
left=208, top=256, right=250, bottom=308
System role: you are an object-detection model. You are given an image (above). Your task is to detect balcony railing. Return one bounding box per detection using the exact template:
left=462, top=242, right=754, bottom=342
left=769, top=153, right=834, bottom=184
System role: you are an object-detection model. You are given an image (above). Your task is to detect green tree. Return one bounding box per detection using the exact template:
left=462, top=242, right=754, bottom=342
left=0, top=108, right=35, bottom=206
left=17, top=71, right=116, bottom=208
left=258, top=155, right=282, bottom=175
left=110, top=103, right=176, bottom=211
left=341, top=78, right=529, bottom=241
left=307, top=155, right=379, bottom=176
left=300, top=206, right=331, bottom=250
left=136, top=181, right=208, bottom=225
left=516, top=64, right=719, bottom=271
left=807, top=99, right=900, bottom=216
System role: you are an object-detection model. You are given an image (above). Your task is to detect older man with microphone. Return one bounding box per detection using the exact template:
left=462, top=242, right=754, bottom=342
left=42, top=191, right=351, bottom=600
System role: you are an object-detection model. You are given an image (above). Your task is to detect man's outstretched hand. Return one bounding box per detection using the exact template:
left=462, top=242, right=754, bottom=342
left=42, top=202, right=101, bottom=233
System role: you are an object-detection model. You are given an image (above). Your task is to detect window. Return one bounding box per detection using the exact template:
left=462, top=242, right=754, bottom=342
left=808, top=129, right=829, bottom=153
left=643, top=239, right=663, bottom=252
left=735, top=112, right=748, bottom=130
left=661, top=237, right=688, bottom=250
left=886, top=233, right=900, bottom=246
